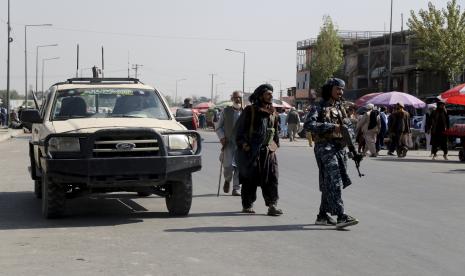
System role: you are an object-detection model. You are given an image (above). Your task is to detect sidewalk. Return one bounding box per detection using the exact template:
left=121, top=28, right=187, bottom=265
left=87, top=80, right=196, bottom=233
left=0, top=128, right=24, bottom=143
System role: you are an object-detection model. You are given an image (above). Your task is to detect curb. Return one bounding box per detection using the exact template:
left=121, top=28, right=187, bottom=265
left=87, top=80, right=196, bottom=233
left=0, top=129, right=25, bottom=143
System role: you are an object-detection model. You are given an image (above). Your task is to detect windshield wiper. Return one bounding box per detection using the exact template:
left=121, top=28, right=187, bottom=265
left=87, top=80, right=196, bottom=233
left=109, top=114, right=145, bottom=118
left=53, top=115, right=87, bottom=120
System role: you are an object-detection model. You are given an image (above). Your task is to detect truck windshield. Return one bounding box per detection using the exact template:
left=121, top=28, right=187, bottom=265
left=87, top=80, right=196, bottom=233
left=52, top=88, right=170, bottom=120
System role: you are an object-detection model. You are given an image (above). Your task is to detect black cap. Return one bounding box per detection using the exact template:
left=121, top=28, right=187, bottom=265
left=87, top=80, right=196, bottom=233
left=325, top=78, right=345, bottom=88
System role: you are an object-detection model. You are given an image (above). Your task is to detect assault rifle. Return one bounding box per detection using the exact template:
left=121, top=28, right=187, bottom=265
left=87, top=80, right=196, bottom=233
left=335, top=101, right=365, bottom=178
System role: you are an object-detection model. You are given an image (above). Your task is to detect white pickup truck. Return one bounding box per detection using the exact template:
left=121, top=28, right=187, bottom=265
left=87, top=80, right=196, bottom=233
left=21, top=78, right=202, bottom=218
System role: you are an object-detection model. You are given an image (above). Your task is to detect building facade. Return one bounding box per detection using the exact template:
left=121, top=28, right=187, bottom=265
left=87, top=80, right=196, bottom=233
left=296, top=30, right=459, bottom=103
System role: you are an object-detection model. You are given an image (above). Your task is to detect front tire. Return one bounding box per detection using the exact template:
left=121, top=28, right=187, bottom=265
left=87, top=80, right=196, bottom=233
left=165, top=175, right=192, bottom=216
left=42, top=173, right=66, bottom=219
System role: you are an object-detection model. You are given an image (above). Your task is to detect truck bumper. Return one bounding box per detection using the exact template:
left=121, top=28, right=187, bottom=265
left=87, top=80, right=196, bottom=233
left=40, top=155, right=201, bottom=187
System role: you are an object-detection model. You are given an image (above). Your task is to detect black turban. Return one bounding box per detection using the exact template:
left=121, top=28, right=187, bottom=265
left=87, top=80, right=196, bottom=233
left=249, top=84, right=273, bottom=104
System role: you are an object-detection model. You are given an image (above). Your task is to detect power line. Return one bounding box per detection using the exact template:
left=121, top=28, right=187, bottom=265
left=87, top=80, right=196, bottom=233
left=43, top=26, right=296, bottom=43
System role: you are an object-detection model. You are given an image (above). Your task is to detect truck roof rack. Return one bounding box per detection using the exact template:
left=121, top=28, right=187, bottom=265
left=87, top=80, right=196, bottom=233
left=65, top=78, right=142, bottom=84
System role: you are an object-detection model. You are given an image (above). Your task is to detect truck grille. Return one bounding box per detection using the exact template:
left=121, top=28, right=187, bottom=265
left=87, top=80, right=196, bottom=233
left=93, top=135, right=160, bottom=158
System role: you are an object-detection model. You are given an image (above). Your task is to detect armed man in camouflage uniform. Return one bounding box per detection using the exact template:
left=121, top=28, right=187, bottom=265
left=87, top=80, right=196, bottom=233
left=304, top=78, right=359, bottom=229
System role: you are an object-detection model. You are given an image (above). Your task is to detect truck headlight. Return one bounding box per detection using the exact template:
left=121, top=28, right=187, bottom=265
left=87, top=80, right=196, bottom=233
left=166, top=134, right=190, bottom=150
left=48, top=137, right=81, bottom=153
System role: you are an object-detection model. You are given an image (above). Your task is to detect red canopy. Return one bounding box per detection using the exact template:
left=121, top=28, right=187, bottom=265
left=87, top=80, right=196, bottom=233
left=439, top=83, right=465, bottom=106
left=194, top=102, right=215, bottom=109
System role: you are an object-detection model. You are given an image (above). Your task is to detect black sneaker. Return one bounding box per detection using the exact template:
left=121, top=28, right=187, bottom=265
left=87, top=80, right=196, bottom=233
left=315, top=214, right=336, bottom=226
left=267, top=205, right=283, bottom=216
left=336, top=214, right=359, bottom=229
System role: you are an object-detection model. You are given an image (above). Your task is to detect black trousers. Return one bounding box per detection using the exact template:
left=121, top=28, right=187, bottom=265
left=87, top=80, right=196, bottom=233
left=240, top=149, right=279, bottom=208
left=431, top=134, right=448, bottom=155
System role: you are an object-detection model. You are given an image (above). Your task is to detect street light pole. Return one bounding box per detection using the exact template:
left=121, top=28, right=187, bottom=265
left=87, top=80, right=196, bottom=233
left=209, top=74, right=216, bottom=103
left=6, top=0, right=12, bottom=126
left=42, top=57, right=60, bottom=95
left=175, top=78, right=186, bottom=106
left=387, top=0, right=393, bottom=91
left=24, top=24, right=52, bottom=107
left=225, top=48, right=245, bottom=106
left=36, top=44, right=58, bottom=97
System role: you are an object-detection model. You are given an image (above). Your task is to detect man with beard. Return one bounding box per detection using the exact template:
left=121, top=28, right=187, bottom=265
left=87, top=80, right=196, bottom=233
left=216, top=91, right=243, bottom=196
left=235, top=84, right=283, bottom=216
left=304, top=78, right=359, bottom=229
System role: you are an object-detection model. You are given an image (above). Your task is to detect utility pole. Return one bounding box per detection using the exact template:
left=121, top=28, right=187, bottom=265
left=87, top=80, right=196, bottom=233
left=76, top=44, right=79, bottom=77
left=209, top=74, right=216, bottom=102
left=387, top=0, right=393, bottom=91
left=367, top=40, right=371, bottom=89
left=127, top=51, right=130, bottom=78
left=101, top=46, right=105, bottom=78
left=132, top=64, right=143, bottom=79
left=6, top=0, right=12, bottom=126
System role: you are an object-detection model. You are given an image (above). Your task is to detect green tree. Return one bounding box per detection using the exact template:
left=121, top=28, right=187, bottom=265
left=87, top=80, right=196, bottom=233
left=408, top=0, right=465, bottom=86
left=0, top=90, right=22, bottom=104
left=310, top=16, right=343, bottom=91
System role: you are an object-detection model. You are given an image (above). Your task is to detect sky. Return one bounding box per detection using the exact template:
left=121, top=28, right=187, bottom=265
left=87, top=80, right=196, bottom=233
left=0, top=0, right=460, bottom=102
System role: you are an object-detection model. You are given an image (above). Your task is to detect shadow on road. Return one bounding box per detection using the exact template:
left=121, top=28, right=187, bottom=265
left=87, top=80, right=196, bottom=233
left=373, top=157, right=459, bottom=164
left=0, top=191, right=173, bottom=230
left=165, top=224, right=343, bottom=233
left=433, top=169, right=465, bottom=174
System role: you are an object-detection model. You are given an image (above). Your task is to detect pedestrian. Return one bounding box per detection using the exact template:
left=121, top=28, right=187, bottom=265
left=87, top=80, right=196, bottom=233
left=215, top=91, right=243, bottom=196
left=376, top=106, right=388, bottom=152
left=286, top=107, right=300, bottom=141
left=355, top=111, right=366, bottom=154
left=305, top=105, right=315, bottom=147
left=199, top=112, right=206, bottom=129
left=0, top=106, right=6, bottom=127
left=421, top=104, right=435, bottom=153
left=235, top=84, right=283, bottom=216
left=355, top=104, right=380, bottom=157
left=9, top=109, right=22, bottom=129
left=430, top=101, right=450, bottom=160
left=278, top=109, right=288, bottom=138
left=304, top=78, right=359, bottom=229
left=387, top=102, right=411, bottom=157
left=183, top=98, right=193, bottom=108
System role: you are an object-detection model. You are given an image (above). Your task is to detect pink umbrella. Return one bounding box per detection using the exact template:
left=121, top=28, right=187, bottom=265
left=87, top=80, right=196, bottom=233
left=367, top=91, right=425, bottom=108
left=439, top=83, right=465, bottom=106
left=355, top=92, right=382, bottom=107
left=194, top=102, right=215, bottom=109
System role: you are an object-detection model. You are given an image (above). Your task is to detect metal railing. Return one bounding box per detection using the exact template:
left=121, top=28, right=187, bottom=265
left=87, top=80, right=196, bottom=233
left=297, top=30, right=388, bottom=48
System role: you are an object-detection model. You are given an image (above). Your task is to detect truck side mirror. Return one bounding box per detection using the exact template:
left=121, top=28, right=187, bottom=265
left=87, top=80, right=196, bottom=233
left=20, top=109, right=42, bottom=124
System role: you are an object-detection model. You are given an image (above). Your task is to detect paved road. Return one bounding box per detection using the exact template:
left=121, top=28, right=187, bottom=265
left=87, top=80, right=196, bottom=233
left=0, top=131, right=464, bottom=276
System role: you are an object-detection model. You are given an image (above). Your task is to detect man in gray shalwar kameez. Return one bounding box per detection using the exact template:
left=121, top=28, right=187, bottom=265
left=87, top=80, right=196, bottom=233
left=216, top=91, right=243, bottom=196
